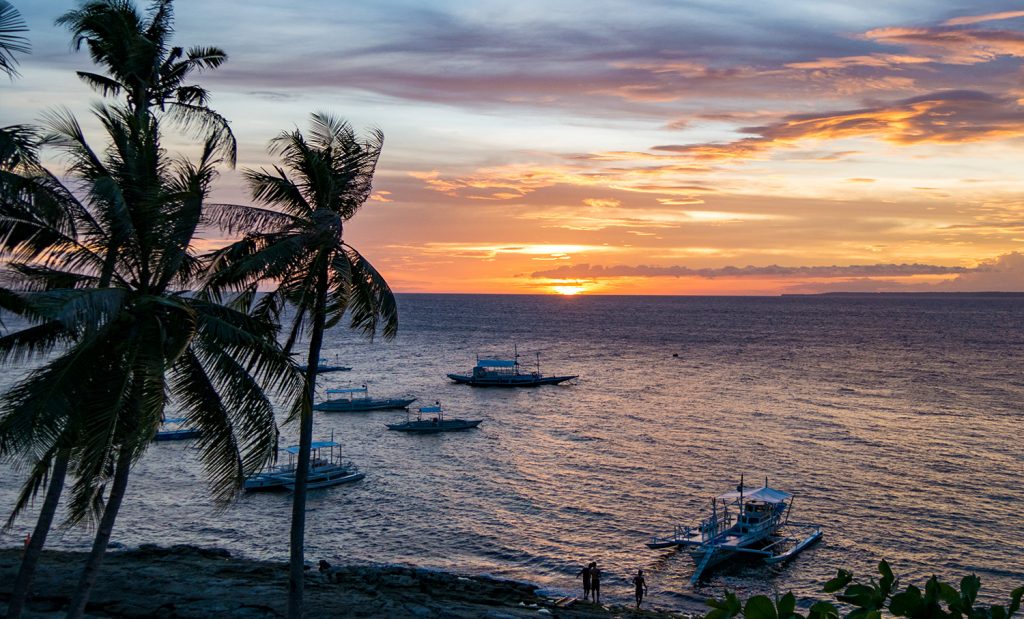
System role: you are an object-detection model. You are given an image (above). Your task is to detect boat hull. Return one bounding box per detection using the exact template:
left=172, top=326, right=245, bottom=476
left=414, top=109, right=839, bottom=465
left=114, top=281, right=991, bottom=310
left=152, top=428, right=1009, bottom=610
left=314, top=398, right=416, bottom=412
left=446, top=374, right=576, bottom=387
left=154, top=428, right=202, bottom=442
left=297, top=364, right=351, bottom=373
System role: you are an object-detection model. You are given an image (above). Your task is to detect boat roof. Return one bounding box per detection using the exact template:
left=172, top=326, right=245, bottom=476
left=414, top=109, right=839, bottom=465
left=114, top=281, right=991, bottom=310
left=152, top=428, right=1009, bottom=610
left=476, top=359, right=516, bottom=368
left=419, top=405, right=442, bottom=413
left=326, top=387, right=367, bottom=394
left=717, top=485, right=792, bottom=503
left=285, top=441, right=339, bottom=454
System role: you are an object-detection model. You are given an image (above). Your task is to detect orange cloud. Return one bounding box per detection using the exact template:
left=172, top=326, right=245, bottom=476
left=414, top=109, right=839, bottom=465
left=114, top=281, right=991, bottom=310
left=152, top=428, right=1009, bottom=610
left=786, top=53, right=933, bottom=70
left=943, top=11, right=1024, bottom=27
left=532, top=262, right=973, bottom=280
left=653, top=90, right=1024, bottom=161
left=864, top=25, right=1024, bottom=64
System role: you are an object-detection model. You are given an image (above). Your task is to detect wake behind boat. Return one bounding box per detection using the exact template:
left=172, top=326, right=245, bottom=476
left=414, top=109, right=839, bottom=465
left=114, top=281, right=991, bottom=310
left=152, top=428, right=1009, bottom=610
left=447, top=349, right=576, bottom=387
left=313, top=385, right=416, bottom=412
left=647, top=477, right=822, bottom=585
left=387, top=403, right=482, bottom=433
left=244, top=440, right=364, bottom=492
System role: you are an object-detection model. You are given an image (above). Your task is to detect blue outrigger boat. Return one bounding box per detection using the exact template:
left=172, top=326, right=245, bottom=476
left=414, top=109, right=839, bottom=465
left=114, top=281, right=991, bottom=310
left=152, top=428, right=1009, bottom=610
left=647, top=478, right=822, bottom=585
left=154, top=417, right=201, bottom=442
left=447, top=349, right=576, bottom=387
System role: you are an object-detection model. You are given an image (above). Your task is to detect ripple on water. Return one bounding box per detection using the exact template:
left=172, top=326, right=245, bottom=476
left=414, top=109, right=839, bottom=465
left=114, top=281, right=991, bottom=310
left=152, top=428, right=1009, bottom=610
left=2, top=295, right=1023, bottom=610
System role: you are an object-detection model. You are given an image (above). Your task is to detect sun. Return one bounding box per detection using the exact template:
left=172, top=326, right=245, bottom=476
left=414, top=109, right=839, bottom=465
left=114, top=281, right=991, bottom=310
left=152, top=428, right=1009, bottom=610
left=551, top=285, right=583, bottom=295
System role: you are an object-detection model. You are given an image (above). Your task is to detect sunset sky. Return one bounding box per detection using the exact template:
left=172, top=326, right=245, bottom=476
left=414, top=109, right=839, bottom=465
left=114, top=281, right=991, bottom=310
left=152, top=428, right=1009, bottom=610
left=4, top=0, right=1024, bottom=294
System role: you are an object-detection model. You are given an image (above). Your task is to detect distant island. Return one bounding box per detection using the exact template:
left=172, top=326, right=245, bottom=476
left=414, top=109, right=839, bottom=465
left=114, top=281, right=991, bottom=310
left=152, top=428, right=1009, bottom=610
left=782, top=291, right=1024, bottom=297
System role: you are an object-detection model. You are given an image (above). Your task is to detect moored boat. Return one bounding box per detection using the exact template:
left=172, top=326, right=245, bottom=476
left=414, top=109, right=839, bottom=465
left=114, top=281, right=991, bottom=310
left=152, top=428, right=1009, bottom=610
left=154, top=417, right=202, bottom=442
left=293, top=353, right=351, bottom=373
left=647, top=477, right=822, bottom=584
left=244, top=440, right=363, bottom=492
left=447, top=348, right=576, bottom=387
left=386, top=403, right=482, bottom=433
left=313, top=385, right=416, bottom=412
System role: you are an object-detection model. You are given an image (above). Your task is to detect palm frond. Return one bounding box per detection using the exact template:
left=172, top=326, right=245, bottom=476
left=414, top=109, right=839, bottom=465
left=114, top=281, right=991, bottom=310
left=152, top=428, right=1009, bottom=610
left=3, top=445, right=57, bottom=528
left=203, top=202, right=299, bottom=235
left=332, top=244, right=398, bottom=340
left=0, top=0, right=30, bottom=79
left=74, top=71, right=124, bottom=97
left=0, top=124, right=42, bottom=168
left=164, top=101, right=237, bottom=167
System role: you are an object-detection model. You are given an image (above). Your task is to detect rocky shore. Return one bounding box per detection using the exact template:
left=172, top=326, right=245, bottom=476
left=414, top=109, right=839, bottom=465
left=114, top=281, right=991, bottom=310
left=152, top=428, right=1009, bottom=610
left=0, top=545, right=698, bottom=618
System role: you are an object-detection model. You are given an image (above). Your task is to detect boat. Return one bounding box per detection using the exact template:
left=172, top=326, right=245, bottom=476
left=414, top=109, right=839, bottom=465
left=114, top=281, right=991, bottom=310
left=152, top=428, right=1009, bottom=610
left=244, top=439, right=364, bottom=492
left=154, top=417, right=202, bottom=442
left=646, top=477, right=822, bottom=585
left=294, top=355, right=351, bottom=373
left=447, top=348, right=576, bottom=387
left=313, top=385, right=416, bottom=412
left=386, top=403, right=482, bottom=433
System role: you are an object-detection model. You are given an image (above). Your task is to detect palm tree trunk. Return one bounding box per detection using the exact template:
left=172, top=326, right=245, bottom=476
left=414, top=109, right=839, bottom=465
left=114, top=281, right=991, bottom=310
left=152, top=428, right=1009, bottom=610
left=288, top=263, right=329, bottom=619
left=6, top=449, right=71, bottom=619
left=65, top=445, right=133, bottom=619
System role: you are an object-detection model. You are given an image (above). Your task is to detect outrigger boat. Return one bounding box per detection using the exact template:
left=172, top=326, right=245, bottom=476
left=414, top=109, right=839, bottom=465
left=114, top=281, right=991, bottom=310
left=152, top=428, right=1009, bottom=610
left=647, top=477, right=822, bottom=585
left=313, top=385, right=416, bottom=412
left=447, top=348, right=576, bottom=387
left=154, top=417, right=201, bottom=442
left=295, top=356, right=351, bottom=373
left=244, top=438, right=364, bottom=491
left=386, top=403, right=482, bottom=433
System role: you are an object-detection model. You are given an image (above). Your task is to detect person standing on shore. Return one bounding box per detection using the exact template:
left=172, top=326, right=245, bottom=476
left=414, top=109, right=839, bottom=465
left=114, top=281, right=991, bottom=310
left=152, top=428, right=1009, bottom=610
left=633, top=569, right=648, bottom=608
left=576, top=562, right=592, bottom=601
left=590, top=562, right=601, bottom=604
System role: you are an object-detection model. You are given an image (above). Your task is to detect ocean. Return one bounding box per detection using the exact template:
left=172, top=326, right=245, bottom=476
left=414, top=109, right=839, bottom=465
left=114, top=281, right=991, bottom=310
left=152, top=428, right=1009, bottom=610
left=2, top=294, right=1022, bottom=610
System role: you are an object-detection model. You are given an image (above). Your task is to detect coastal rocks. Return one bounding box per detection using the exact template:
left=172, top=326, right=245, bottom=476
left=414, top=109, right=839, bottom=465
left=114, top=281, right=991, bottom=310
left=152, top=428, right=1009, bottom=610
left=0, top=545, right=686, bottom=618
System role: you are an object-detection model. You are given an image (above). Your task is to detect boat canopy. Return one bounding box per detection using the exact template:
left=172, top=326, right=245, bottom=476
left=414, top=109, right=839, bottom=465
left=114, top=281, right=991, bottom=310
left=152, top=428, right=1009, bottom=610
left=419, top=406, right=442, bottom=413
left=286, top=441, right=339, bottom=454
left=717, top=485, right=792, bottom=503
left=326, top=387, right=368, bottom=394
left=476, top=359, right=516, bottom=368
left=162, top=417, right=187, bottom=424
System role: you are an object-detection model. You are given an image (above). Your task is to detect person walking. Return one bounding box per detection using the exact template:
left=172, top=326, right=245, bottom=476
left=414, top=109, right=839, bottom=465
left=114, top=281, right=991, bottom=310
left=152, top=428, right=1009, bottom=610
left=590, top=562, right=601, bottom=604
left=576, top=562, right=592, bottom=601
left=633, top=569, right=648, bottom=608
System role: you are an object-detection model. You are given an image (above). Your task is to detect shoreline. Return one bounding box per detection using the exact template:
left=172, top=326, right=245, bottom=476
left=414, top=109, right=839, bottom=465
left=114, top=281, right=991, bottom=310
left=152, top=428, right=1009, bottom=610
left=0, top=544, right=701, bottom=618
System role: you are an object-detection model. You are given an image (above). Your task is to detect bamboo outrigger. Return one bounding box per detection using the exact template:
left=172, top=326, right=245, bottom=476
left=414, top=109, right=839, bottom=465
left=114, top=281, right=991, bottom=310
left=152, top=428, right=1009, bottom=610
left=647, top=477, right=822, bottom=584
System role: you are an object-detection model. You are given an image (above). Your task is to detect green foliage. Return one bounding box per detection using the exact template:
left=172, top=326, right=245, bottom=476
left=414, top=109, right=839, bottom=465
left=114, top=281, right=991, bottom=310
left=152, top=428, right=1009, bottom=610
left=705, top=562, right=1022, bottom=619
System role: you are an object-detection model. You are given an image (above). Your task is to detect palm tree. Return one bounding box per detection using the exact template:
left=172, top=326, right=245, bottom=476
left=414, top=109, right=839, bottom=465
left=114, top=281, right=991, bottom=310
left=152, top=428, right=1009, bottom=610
left=0, top=0, right=29, bottom=79
left=57, top=0, right=236, bottom=164
left=0, top=104, right=299, bottom=618
left=1, top=2, right=237, bottom=613
left=204, top=112, right=398, bottom=619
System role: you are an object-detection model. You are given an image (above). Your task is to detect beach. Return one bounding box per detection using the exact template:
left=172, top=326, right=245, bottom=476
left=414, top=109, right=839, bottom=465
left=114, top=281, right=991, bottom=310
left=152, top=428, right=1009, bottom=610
left=0, top=545, right=696, bottom=618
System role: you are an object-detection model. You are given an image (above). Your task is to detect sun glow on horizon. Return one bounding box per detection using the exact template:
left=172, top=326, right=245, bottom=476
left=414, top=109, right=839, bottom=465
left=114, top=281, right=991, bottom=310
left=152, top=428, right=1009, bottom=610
left=550, top=285, right=584, bottom=295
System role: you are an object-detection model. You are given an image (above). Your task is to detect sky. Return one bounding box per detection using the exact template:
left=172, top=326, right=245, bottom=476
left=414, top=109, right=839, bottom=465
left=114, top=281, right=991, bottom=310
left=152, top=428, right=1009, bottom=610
left=3, top=0, right=1024, bottom=295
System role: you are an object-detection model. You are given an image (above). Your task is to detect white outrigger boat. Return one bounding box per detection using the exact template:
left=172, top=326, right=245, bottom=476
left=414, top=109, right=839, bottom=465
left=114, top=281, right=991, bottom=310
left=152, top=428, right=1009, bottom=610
left=313, top=385, right=416, bottom=412
left=386, top=403, right=482, bottom=433
left=447, top=347, right=577, bottom=387
left=244, top=439, right=364, bottom=492
left=647, top=478, right=822, bottom=585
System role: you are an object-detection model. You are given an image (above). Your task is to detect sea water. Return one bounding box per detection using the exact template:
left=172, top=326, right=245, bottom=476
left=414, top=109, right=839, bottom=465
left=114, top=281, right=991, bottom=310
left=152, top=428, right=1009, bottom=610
left=1, top=294, right=1022, bottom=610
